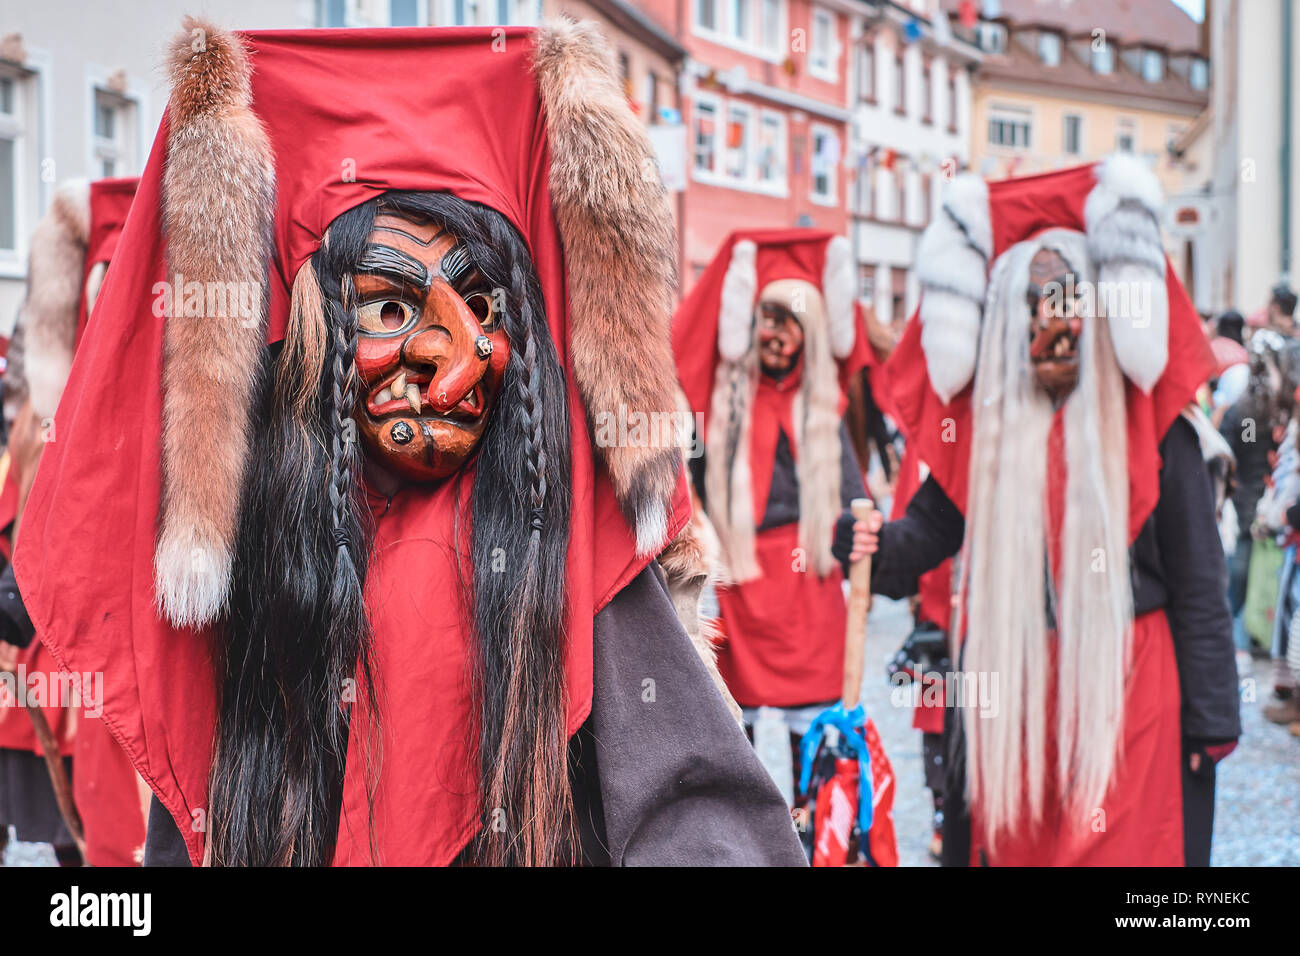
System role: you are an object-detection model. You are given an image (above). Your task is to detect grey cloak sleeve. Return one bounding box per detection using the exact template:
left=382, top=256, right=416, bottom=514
left=581, top=563, right=808, bottom=866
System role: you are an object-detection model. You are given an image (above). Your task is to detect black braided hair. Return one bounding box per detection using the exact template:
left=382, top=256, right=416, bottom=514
left=210, top=203, right=376, bottom=867
left=373, top=193, right=575, bottom=866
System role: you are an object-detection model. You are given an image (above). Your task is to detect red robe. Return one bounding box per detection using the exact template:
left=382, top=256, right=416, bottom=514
left=883, top=162, right=1216, bottom=865
left=713, top=368, right=848, bottom=708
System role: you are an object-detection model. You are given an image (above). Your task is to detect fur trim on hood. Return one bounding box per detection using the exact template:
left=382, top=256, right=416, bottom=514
left=8, top=179, right=90, bottom=423
left=534, top=18, right=681, bottom=557
left=154, top=17, right=276, bottom=629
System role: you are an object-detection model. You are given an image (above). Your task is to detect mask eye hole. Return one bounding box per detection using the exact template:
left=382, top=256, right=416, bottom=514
left=358, top=299, right=417, bottom=336
left=465, top=292, right=501, bottom=333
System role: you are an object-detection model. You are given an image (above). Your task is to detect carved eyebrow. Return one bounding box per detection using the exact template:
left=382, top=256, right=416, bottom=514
left=439, top=243, right=473, bottom=285
left=357, top=244, right=430, bottom=290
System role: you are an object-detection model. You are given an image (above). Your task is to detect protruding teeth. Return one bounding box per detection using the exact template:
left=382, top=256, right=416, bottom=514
left=377, top=387, right=393, bottom=405
left=405, top=383, right=421, bottom=413
left=392, top=372, right=407, bottom=396
left=465, top=389, right=478, bottom=409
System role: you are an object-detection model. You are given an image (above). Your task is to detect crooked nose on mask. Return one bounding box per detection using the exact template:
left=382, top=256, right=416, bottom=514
left=402, top=305, right=485, bottom=413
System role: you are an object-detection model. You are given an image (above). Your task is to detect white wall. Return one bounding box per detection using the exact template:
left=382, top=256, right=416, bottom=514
left=0, top=0, right=313, bottom=329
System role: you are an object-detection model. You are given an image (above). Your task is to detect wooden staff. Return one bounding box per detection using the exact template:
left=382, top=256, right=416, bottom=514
left=25, top=703, right=86, bottom=862
left=841, top=498, right=875, bottom=709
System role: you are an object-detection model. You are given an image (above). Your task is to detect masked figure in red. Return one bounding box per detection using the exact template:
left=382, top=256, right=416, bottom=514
left=15, top=19, right=804, bottom=867
left=866, top=157, right=1239, bottom=866
left=672, top=231, right=900, bottom=865
left=0, top=176, right=147, bottom=866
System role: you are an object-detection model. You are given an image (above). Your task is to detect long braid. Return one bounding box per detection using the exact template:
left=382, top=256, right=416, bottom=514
left=212, top=208, right=377, bottom=866
left=464, top=210, right=574, bottom=866
left=330, top=273, right=362, bottom=547
left=516, top=270, right=548, bottom=528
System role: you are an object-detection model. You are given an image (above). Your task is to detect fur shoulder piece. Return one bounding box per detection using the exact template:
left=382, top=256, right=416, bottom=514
left=822, top=235, right=855, bottom=359
left=534, top=18, right=681, bottom=556
left=154, top=17, right=276, bottom=629
left=1084, top=153, right=1168, bottom=392
left=14, top=179, right=90, bottom=421
left=916, top=173, right=990, bottom=403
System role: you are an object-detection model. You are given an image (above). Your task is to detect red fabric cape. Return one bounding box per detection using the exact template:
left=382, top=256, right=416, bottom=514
left=79, top=176, right=149, bottom=866
left=884, top=162, right=1214, bottom=542
left=14, top=27, right=689, bottom=866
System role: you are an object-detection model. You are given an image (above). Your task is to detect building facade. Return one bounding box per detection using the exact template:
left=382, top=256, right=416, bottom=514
left=946, top=0, right=1210, bottom=292
left=848, top=0, right=979, bottom=329
left=0, top=0, right=685, bottom=325
left=635, top=0, right=855, bottom=287
left=0, top=0, right=312, bottom=328
left=1202, top=0, right=1300, bottom=318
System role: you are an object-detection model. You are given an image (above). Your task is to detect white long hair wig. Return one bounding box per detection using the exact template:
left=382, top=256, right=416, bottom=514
left=959, top=227, right=1133, bottom=843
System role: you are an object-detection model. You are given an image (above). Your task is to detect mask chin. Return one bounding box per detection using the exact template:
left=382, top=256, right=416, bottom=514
left=760, top=346, right=802, bottom=379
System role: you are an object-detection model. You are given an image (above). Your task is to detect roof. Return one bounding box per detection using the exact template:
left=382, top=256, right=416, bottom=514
left=942, top=0, right=1203, bottom=53
left=582, top=0, right=686, bottom=62
left=942, top=0, right=1207, bottom=111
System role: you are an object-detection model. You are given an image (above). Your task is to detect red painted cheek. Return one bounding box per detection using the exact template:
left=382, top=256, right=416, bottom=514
left=355, top=337, right=403, bottom=386
left=481, top=333, right=511, bottom=401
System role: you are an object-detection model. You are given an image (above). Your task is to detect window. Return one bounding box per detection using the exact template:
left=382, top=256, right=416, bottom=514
left=1092, top=44, right=1114, bottom=74
left=697, top=0, right=717, bottom=31
left=323, top=0, right=433, bottom=26
left=724, top=102, right=752, bottom=179
left=891, top=267, right=906, bottom=324
left=757, top=111, right=786, bottom=188
left=1038, top=31, right=1061, bottom=66
left=1116, top=119, right=1136, bottom=153
left=693, top=98, right=719, bottom=174
left=1190, top=57, right=1209, bottom=91
left=810, top=8, right=836, bottom=79
left=762, top=0, right=781, bottom=51
left=989, top=109, right=1031, bottom=148
left=859, top=264, right=876, bottom=301
left=920, top=172, right=932, bottom=224
left=947, top=71, right=957, bottom=131
left=1063, top=114, right=1082, bottom=155
left=921, top=61, right=933, bottom=123
left=810, top=124, right=837, bottom=204
left=894, top=52, right=905, bottom=115
left=854, top=154, right=874, bottom=217
left=390, top=0, right=419, bottom=25
left=618, top=51, right=632, bottom=100
left=0, top=74, right=16, bottom=253
left=694, top=94, right=787, bottom=193
left=696, top=0, right=782, bottom=55
left=858, top=39, right=875, bottom=102
left=976, top=21, right=1006, bottom=53
left=729, top=0, right=751, bottom=42
left=647, top=71, right=661, bottom=124
left=1141, top=48, right=1164, bottom=82
left=442, top=0, right=534, bottom=25
left=92, top=89, right=137, bottom=179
